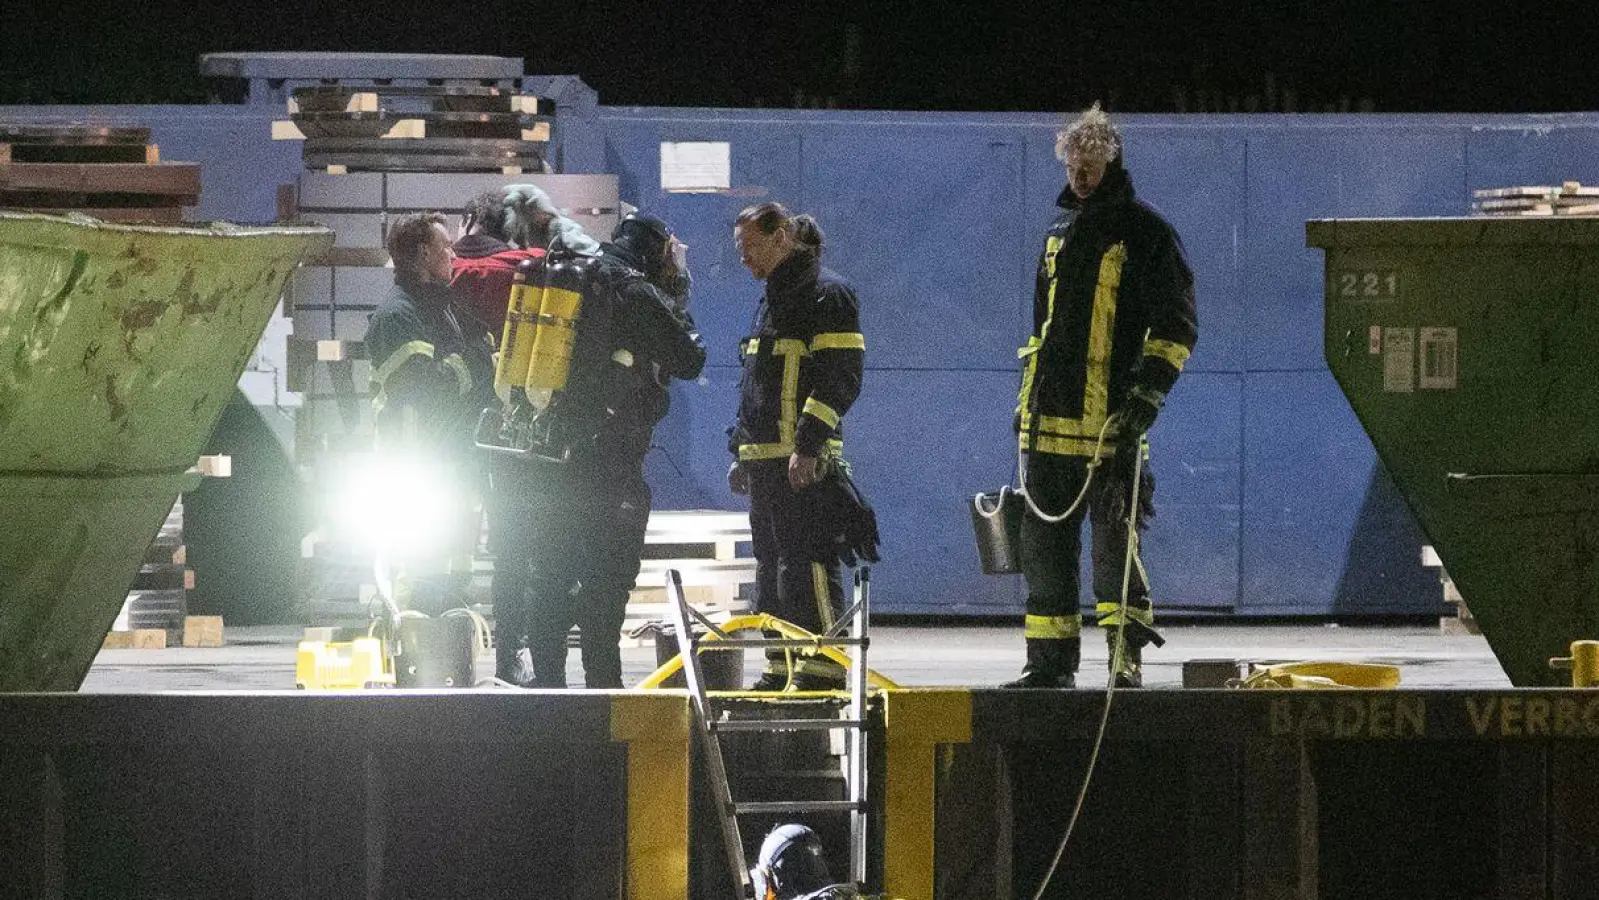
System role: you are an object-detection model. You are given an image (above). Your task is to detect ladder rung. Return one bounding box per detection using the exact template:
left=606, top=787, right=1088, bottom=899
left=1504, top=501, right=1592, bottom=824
left=735, top=800, right=864, bottom=815
left=712, top=718, right=866, bottom=732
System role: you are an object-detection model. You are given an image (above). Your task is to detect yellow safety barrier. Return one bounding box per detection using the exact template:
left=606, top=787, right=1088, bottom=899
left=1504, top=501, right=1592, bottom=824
left=294, top=638, right=396, bottom=690
left=1236, top=660, right=1401, bottom=689
left=1549, top=640, right=1599, bottom=687
left=634, top=614, right=900, bottom=691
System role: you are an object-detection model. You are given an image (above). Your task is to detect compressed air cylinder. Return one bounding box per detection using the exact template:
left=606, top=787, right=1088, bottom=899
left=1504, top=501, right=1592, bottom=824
left=494, top=258, right=543, bottom=396
left=522, top=255, right=585, bottom=408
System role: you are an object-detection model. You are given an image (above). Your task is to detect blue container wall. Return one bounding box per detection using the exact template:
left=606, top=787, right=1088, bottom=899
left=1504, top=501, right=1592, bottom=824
left=6, top=103, right=1597, bottom=616
left=601, top=108, right=1599, bottom=616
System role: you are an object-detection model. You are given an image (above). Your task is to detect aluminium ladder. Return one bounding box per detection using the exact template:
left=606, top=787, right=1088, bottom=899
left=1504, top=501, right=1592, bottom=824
left=663, top=566, right=875, bottom=896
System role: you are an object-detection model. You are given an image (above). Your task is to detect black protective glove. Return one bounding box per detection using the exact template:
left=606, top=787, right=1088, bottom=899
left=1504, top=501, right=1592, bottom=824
left=1117, top=385, right=1165, bottom=441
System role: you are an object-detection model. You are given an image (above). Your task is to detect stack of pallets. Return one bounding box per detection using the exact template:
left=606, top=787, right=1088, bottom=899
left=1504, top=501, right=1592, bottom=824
left=1472, top=181, right=1599, bottom=217
left=273, top=86, right=556, bottom=175
left=0, top=124, right=200, bottom=223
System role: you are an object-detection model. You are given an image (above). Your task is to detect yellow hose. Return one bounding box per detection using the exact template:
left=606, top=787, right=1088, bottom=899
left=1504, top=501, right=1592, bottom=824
left=634, top=613, right=900, bottom=691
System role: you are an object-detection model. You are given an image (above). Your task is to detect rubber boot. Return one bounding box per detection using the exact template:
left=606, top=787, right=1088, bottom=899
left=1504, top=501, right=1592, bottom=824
left=1107, top=621, right=1164, bottom=688
left=495, top=641, right=535, bottom=687
left=1003, top=638, right=1080, bottom=688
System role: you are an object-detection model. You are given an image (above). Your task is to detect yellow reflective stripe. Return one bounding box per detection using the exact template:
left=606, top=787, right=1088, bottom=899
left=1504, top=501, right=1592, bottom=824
left=802, top=397, right=841, bottom=430
left=1022, top=434, right=1119, bottom=457
left=776, top=339, right=804, bottom=448
left=1144, top=338, right=1191, bottom=371
left=1096, top=604, right=1154, bottom=627
left=372, top=339, right=436, bottom=387
left=738, top=442, right=791, bottom=461
left=743, top=338, right=760, bottom=355
left=794, top=656, right=844, bottom=678
left=1024, top=614, right=1082, bottom=639
left=1084, top=242, right=1126, bottom=428
left=1035, top=413, right=1122, bottom=441
left=810, top=332, right=865, bottom=352
left=441, top=353, right=471, bottom=396
left=813, top=562, right=835, bottom=630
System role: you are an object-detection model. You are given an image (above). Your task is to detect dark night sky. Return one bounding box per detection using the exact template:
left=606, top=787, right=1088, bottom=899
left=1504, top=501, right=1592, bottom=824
left=4, top=0, right=1599, bottom=112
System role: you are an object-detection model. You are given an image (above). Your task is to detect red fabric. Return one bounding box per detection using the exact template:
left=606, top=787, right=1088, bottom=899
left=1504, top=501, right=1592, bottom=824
left=450, top=247, right=543, bottom=334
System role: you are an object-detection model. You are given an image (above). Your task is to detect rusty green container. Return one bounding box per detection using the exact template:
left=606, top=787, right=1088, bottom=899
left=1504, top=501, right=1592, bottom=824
left=0, top=212, right=331, bottom=691
left=1310, top=217, right=1599, bottom=686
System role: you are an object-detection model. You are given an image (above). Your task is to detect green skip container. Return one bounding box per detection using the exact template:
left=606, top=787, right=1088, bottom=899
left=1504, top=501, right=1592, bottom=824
left=1310, top=217, right=1599, bottom=686
left=0, top=212, right=331, bottom=691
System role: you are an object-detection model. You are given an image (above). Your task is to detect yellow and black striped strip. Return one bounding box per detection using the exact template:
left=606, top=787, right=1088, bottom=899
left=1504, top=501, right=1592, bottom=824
left=1143, top=338, right=1191, bottom=371
left=810, top=331, right=865, bottom=352
left=1024, top=614, right=1083, bottom=640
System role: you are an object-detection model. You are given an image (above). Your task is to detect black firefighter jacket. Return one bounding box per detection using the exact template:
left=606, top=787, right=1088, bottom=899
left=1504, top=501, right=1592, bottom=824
left=730, top=249, right=864, bottom=463
left=1019, top=160, right=1198, bottom=459
left=365, top=274, right=497, bottom=456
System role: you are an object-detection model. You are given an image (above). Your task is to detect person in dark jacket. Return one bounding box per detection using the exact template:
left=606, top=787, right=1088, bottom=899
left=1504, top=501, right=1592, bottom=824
left=1005, top=103, right=1198, bottom=690
left=362, top=212, right=497, bottom=613
left=497, top=213, right=706, bottom=688
left=730, top=203, right=874, bottom=692
left=750, top=823, right=862, bottom=900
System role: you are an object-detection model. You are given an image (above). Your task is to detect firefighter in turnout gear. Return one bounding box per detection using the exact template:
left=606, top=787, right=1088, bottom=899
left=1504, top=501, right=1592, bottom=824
left=490, top=213, right=705, bottom=688
left=730, top=203, right=879, bottom=693
left=1004, top=103, right=1197, bottom=689
left=362, top=212, right=496, bottom=613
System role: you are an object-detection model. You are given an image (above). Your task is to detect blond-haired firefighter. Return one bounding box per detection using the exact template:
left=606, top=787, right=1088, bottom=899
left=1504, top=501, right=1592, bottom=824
left=1005, top=104, right=1198, bottom=689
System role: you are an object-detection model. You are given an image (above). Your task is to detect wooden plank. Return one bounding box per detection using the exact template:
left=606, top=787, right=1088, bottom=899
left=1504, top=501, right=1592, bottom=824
left=181, top=616, right=224, bottom=648
left=0, top=161, right=200, bottom=195
left=102, top=629, right=167, bottom=650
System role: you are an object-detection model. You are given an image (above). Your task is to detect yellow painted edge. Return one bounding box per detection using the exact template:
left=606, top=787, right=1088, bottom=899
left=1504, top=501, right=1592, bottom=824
left=611, top=694, right=692, bottom=900
left=881, top=689, right=972, bottom=900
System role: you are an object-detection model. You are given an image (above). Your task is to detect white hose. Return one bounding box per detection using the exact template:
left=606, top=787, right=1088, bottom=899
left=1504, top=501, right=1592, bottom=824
left=975, top=417, right=1116, bottom=525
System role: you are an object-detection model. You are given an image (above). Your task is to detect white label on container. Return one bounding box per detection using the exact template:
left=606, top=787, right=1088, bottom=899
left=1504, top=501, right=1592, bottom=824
left=1418, top=327, right=1459, bottom=390
left=1383, top=327, right=1415, bottom=393
left=661, top=141, right=731, bottom=193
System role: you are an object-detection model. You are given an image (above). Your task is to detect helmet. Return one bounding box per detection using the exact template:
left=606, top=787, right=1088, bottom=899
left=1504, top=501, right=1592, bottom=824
left=611, top=213, right=674, bottom=267
left=750, top=823, right=832, bottom=900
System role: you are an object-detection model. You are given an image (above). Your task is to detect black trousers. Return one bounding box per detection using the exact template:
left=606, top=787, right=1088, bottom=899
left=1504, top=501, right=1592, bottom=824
left=488, top=452, right=650, bottom=688
left=1018, top=452, right=1153, bottom=675
left=747, top=460, right=846, bottom=677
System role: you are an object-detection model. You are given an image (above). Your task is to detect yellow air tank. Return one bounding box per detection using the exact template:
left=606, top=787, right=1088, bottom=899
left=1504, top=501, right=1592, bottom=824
left=494, top=258, right=543, bottom=396
left=522, top=255, right=586, bottom=409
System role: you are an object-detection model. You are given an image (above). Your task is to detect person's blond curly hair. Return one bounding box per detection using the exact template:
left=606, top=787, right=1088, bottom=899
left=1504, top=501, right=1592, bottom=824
left=1055, top=101, right=1122, bottom=163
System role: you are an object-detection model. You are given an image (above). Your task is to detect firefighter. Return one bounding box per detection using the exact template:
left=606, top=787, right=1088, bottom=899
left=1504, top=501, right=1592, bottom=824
left=362, top=212, right=496, bottom=613
left=503, top=213, right=705, bottom=688
left=750, top=823, right=862, bottom=900
left=729, top=203, right=878, bottom=692
left=1005, top=103, right=1198, bottom=689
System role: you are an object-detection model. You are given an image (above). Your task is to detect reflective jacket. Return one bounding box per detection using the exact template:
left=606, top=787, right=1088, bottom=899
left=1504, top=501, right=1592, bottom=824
left=731, top=250, right=864, bottom=462
left=1019, top=161, right=1197, bottom=458
left=364, top=274, right=496, bottom=453
left=449, top=233, right=541, bottom=337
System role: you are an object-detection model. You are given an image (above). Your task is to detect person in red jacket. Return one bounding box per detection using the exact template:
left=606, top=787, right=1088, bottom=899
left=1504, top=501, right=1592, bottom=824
left=450, top=190, right=543, bottom=338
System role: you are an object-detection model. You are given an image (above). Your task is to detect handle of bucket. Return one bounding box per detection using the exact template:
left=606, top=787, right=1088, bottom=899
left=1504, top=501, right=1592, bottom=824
left=974, top=485, right=1014, bottom=519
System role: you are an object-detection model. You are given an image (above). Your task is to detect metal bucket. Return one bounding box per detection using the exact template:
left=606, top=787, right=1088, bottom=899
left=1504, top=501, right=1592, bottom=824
left=971, top=487, right=1025, bottom=575
left=651, top=624, right=744, bottom=690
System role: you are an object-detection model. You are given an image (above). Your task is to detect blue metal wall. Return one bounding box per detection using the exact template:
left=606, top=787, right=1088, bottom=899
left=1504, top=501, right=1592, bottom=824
left=6, top=102, right=1597, bottom=615
left=601, top=108, right=1599, bottom=615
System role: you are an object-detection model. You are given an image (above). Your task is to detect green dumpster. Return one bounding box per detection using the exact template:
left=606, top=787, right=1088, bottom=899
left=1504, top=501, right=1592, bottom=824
left=0, top=212, right=332, bottom=691
left=1310, top=217, right=1599, bottom=686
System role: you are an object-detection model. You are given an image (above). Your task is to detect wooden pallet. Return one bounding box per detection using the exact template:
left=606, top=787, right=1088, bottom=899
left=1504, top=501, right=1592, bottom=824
left=1472, top=181, right=1599, bottom=217
left=1422, top=545, right=1480, bottom=635
left=0, top=123, right=194, bottom=221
